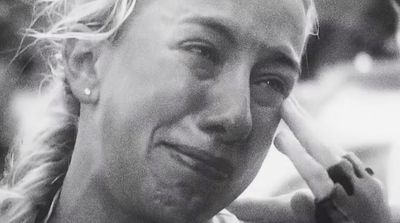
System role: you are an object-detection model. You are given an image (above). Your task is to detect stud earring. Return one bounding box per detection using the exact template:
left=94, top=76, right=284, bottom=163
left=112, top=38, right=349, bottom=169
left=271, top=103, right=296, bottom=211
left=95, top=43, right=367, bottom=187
left=84, top=88, right=91, bottom=96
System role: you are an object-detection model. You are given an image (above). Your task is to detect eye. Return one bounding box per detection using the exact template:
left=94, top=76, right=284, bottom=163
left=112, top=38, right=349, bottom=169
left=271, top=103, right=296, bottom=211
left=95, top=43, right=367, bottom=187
left=251, top=75, right=289, bottom=107
left=256, top=76, right=287, bottom=95
left=181, top=40, right=219, bottom=63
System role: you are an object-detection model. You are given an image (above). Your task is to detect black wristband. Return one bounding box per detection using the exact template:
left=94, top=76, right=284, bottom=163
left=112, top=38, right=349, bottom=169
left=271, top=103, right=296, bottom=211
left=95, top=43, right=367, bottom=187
left=315, top=196, right=352, bottom=223
left=327, top=160, right=355, bottom=196
left=315, top=197, right=336, bottom=223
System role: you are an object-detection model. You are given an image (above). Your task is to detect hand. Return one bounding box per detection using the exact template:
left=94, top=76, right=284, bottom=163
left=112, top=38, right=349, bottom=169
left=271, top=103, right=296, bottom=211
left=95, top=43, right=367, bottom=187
left=274, top=97, right=391, bottom=223
left=228, top=190, right=317, bottom=223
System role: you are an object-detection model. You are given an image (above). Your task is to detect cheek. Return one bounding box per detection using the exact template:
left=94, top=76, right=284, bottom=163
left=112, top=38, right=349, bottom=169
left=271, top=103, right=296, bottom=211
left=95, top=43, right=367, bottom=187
left=234, top=104, right=281, bottom=186
left=250, top=100, right=281, bottom=150
left=95, top=50, right=205, bottom=198
left=99, top=60, right=199, bottom=157
left=99, top=44, right=204, bottom=125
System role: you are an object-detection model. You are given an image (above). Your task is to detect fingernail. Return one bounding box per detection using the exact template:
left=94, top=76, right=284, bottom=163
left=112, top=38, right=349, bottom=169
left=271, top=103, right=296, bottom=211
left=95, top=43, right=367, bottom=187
left=273, top=132, right=286, bottom=154
left=273, top=132, right=282, bottom=147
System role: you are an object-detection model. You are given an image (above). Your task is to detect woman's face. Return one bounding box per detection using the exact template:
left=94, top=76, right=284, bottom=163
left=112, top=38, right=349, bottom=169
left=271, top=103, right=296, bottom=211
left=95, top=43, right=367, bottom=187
left=93, top=0, right=307, bottom=222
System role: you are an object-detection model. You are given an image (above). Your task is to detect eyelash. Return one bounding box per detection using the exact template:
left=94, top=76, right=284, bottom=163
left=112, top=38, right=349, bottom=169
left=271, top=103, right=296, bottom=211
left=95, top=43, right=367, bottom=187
left=180, top=40, right=290, bottom=96
left=181, top=40, right=220, bottom=63
left=255, top=76, right=288, bottom=95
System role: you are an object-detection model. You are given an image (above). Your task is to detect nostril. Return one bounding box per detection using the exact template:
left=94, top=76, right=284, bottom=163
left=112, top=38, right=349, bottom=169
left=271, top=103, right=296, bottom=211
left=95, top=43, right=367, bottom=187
left=197, top=95, right=252, bottom=143
left=202, top=124, right=226, bottom=135
left=199, top=116, right=252, bottom=144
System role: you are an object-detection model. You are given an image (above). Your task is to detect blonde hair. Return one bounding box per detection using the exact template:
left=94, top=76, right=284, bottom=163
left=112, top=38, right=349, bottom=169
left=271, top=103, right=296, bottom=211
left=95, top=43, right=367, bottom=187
left=0, top=1, right=136, bottom=222
left=0, top=0, right=317, bottom=222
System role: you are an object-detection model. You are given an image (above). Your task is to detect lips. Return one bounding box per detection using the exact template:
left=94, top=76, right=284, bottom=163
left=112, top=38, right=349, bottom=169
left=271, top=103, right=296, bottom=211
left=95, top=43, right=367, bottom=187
left=157, top=141, right=234, bottom=182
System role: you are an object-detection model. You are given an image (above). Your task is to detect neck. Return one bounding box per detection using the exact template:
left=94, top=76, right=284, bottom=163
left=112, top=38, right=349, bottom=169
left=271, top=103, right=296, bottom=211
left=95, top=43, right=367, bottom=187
left=48, top=116, right=146, bottom=223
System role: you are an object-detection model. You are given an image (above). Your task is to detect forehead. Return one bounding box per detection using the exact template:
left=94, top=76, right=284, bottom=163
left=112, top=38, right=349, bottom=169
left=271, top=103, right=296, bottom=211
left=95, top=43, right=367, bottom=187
left=137, top=0, right=308, bottom=54
left=141, top=0, right=307, bottom=20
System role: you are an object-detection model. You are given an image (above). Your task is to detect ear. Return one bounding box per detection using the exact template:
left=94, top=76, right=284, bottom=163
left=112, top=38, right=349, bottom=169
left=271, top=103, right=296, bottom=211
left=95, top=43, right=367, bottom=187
left=63, top=25, right=102, bottom=105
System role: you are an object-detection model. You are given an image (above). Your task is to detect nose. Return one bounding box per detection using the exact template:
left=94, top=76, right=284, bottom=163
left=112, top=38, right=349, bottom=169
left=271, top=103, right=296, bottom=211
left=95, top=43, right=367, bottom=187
left=197, top=73, right=252, bottom=144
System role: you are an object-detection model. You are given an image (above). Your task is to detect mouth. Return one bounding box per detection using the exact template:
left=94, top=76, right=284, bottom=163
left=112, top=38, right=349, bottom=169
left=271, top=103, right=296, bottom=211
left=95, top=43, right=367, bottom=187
left=156, top=141, right=234, bottom=182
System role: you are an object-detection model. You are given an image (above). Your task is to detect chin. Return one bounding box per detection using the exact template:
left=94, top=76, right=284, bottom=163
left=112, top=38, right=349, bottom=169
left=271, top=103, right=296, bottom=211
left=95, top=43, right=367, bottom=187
left=141, top=186, right=223, bottom=223
left=144, top=204, right=212, bottom=223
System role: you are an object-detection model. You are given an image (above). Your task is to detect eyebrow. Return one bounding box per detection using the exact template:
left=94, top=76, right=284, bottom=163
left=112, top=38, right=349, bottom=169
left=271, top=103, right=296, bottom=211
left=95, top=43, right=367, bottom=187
left=182, top=16, right=301, bottom=76
left=181, top=16, right=237, bottom=44
left=253, top=48, right=301, bottom=86
left=272, top=50, right=302, bottom=75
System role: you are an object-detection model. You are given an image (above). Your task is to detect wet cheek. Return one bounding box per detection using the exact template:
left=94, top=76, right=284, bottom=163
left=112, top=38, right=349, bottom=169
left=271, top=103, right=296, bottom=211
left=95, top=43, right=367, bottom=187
left=111, top=62, right=201, bottom=123
left=97, top=79, right=202, bottom=207
left=109, top=85, right=199, bottom=142
left=237, top=105, right=281, bottom=177
left=252, top=102, right=281, bottom=138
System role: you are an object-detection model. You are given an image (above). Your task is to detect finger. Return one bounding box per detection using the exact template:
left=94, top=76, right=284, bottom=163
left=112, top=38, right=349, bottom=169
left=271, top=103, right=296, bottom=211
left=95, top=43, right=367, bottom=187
left=330, top=183, right=349, bottom=207
left=343, top=152, right=370, bottom=178
left=290, top=190, right=316, bottom=223
left=315, top=184, right=352, bottom=223
left=281, top=97, right=341, bottom=168
left=327, top=159, right=356, bottom=196
left=274, top=131, right=334, bottom=200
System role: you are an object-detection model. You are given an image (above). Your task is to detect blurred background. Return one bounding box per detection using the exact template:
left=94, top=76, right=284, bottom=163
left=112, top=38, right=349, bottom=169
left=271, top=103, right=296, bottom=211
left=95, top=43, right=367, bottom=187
left=0, top=0, right=399, bottom=206
left=0, top=0, right=45, bottom=177
left=242, top=0, right=400, bottom=207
